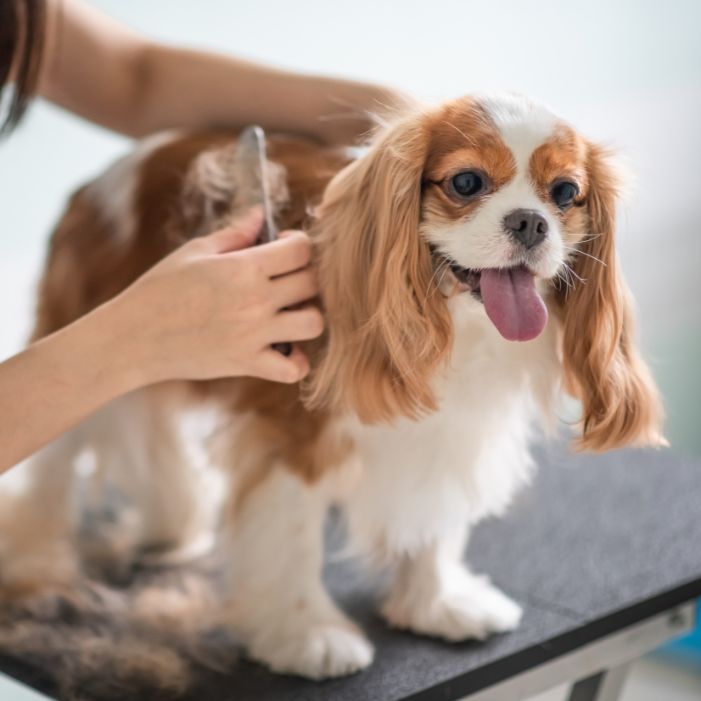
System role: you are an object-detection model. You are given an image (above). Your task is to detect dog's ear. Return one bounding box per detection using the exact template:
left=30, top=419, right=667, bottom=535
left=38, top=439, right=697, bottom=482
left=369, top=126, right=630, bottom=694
left=305, top=115, right=452, bottom=423
left=555, top=143, right=666, bottom=451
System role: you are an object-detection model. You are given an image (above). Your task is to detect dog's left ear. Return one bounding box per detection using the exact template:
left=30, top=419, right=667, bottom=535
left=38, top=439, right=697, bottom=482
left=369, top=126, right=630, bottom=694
left=555, top=143, right=666, bottom=451
left=304, top=113, right=452, bottom=423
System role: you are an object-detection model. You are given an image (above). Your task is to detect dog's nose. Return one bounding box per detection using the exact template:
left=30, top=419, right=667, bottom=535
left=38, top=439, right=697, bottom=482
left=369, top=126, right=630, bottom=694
left=504, top=209, right=548, bottom=249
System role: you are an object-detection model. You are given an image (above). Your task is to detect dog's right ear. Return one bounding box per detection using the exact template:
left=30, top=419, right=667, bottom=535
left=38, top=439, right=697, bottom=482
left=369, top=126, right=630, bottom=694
left=304, top=114, right=453, bottom=424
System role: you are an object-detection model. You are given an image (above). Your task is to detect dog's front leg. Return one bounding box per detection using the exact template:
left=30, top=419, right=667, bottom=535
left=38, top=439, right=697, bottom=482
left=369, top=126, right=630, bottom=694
left=381, top=526, right=522, bottom=641
left=222, top=465, right=373, bottom=679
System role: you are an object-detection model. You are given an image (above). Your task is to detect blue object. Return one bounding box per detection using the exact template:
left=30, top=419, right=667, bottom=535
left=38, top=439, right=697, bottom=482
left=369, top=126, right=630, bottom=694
left=663, top=598, right=701, bottom=661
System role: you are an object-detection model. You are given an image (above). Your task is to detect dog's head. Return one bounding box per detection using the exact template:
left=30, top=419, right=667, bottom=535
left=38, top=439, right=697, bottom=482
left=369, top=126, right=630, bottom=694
left=306, top=93, right=664, bottom=450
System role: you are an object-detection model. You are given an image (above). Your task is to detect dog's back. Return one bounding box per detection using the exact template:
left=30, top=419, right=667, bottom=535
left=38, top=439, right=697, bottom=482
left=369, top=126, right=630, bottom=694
left=33, top=130, right=349, bottom=340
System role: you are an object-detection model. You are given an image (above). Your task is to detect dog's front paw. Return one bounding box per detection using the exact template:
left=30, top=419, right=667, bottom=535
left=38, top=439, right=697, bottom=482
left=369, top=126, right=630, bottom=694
left=383, top=575, right=522, bottom=642
left=250, top=622, right=374, bottom=679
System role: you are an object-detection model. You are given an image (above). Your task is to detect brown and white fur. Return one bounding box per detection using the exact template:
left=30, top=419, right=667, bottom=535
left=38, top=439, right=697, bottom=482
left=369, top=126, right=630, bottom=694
left=0, top=93, right=664, bottom=679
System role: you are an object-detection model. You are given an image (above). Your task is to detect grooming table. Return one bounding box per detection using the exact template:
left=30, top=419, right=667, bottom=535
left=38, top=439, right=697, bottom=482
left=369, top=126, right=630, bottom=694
left=1, top=442, right=700, bottom=701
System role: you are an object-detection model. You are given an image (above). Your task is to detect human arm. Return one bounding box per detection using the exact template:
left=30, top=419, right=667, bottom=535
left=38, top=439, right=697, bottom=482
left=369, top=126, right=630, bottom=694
left=37, top=0, right=401, bottom=142
left=0, top=211, right=323, bottom=474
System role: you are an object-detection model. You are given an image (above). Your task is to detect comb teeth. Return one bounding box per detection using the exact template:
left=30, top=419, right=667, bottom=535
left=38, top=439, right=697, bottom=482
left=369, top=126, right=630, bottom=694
left=231, top=125, right=277, bottom=243
left=235, top=126, right=264, bottom=174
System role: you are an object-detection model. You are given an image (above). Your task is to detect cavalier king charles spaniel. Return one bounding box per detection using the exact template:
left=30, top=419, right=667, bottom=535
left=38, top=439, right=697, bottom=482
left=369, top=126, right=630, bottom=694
left=0, top=93, right=664, bottom=679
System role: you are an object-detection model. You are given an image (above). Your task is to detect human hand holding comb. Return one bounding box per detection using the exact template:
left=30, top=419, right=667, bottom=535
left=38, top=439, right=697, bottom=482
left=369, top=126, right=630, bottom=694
left=103, top=204, right=323, bottom=387
left=92, top=126, right=323, bottom=391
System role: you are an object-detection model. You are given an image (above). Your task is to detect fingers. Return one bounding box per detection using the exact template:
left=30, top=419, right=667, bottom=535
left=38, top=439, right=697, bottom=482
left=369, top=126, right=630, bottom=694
left=269, top=268, right=319, bottom=308
left=202, top=207, right=263, bottom=253
left=253, top=346, right=311, bottom=384
left=254, top=231, right=312, bottom=277
left=267, top=306, right=325, bottom=343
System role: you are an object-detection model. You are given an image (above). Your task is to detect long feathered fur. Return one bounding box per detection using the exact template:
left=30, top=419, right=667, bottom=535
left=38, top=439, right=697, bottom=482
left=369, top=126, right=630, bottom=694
left=555, top=143, right=665, bottom=450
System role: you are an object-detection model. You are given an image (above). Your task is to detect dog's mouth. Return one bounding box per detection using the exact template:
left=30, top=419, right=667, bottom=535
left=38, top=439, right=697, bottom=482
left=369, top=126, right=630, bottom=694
left=437, top=254, right=548, bottom=342
left=447, top=260, right=483, bottom=297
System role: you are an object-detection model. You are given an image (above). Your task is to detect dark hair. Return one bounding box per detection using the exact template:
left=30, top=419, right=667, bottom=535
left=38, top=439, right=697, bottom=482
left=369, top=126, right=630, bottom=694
left=0, top=0, right=47, bottom=136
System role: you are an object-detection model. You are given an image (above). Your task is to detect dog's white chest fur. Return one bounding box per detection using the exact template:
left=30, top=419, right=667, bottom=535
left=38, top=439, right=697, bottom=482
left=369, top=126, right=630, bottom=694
left=343, top=307, right=554, bottom=557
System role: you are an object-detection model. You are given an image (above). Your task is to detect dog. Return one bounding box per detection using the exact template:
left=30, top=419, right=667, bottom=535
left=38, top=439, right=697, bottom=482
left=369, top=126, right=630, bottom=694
left=0, top=92, right=664, bottom=680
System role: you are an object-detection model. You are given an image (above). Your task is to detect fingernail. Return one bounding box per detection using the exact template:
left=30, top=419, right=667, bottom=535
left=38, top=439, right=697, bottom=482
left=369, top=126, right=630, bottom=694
left=233, top=207, right=264, bottom=236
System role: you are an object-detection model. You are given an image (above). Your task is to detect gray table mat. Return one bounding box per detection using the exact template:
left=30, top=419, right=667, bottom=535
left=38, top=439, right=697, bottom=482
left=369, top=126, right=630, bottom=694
left=1, top=442, right=700, bottom=701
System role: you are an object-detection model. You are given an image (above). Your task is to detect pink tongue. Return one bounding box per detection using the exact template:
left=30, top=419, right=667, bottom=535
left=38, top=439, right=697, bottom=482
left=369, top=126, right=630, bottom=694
left=480, top=266, right=547, bottom=342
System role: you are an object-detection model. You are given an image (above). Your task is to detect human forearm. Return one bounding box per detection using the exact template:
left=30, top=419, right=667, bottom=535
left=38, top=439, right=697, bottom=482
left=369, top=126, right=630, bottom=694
left=131, top=44, right=400, bottom=143
left=38, top=0, right=403, bottom=142
left=0, top=301, right=142, bottom=474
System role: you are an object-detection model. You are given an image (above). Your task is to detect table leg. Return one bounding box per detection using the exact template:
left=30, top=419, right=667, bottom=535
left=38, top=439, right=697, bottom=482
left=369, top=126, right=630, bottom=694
left=566, top=662, right=632, bottom=701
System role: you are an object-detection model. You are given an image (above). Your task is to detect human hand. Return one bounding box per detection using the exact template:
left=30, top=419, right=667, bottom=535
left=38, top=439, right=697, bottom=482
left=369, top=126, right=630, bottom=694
left=110, top=208, right=323, bottom=385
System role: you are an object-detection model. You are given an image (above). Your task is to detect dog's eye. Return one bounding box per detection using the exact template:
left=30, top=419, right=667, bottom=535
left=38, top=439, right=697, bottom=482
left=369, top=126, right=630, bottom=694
left=450, top=171, right=485, bottom=198
left=551, top=181, right=579, bottom=209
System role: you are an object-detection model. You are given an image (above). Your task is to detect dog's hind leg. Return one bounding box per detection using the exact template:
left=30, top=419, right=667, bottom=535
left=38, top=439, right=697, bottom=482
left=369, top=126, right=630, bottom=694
left=0, top=430, right=83, bottom=594
left=221, top=465, right=373, bottom=679
left=100, top=388, right=216, bottom=562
